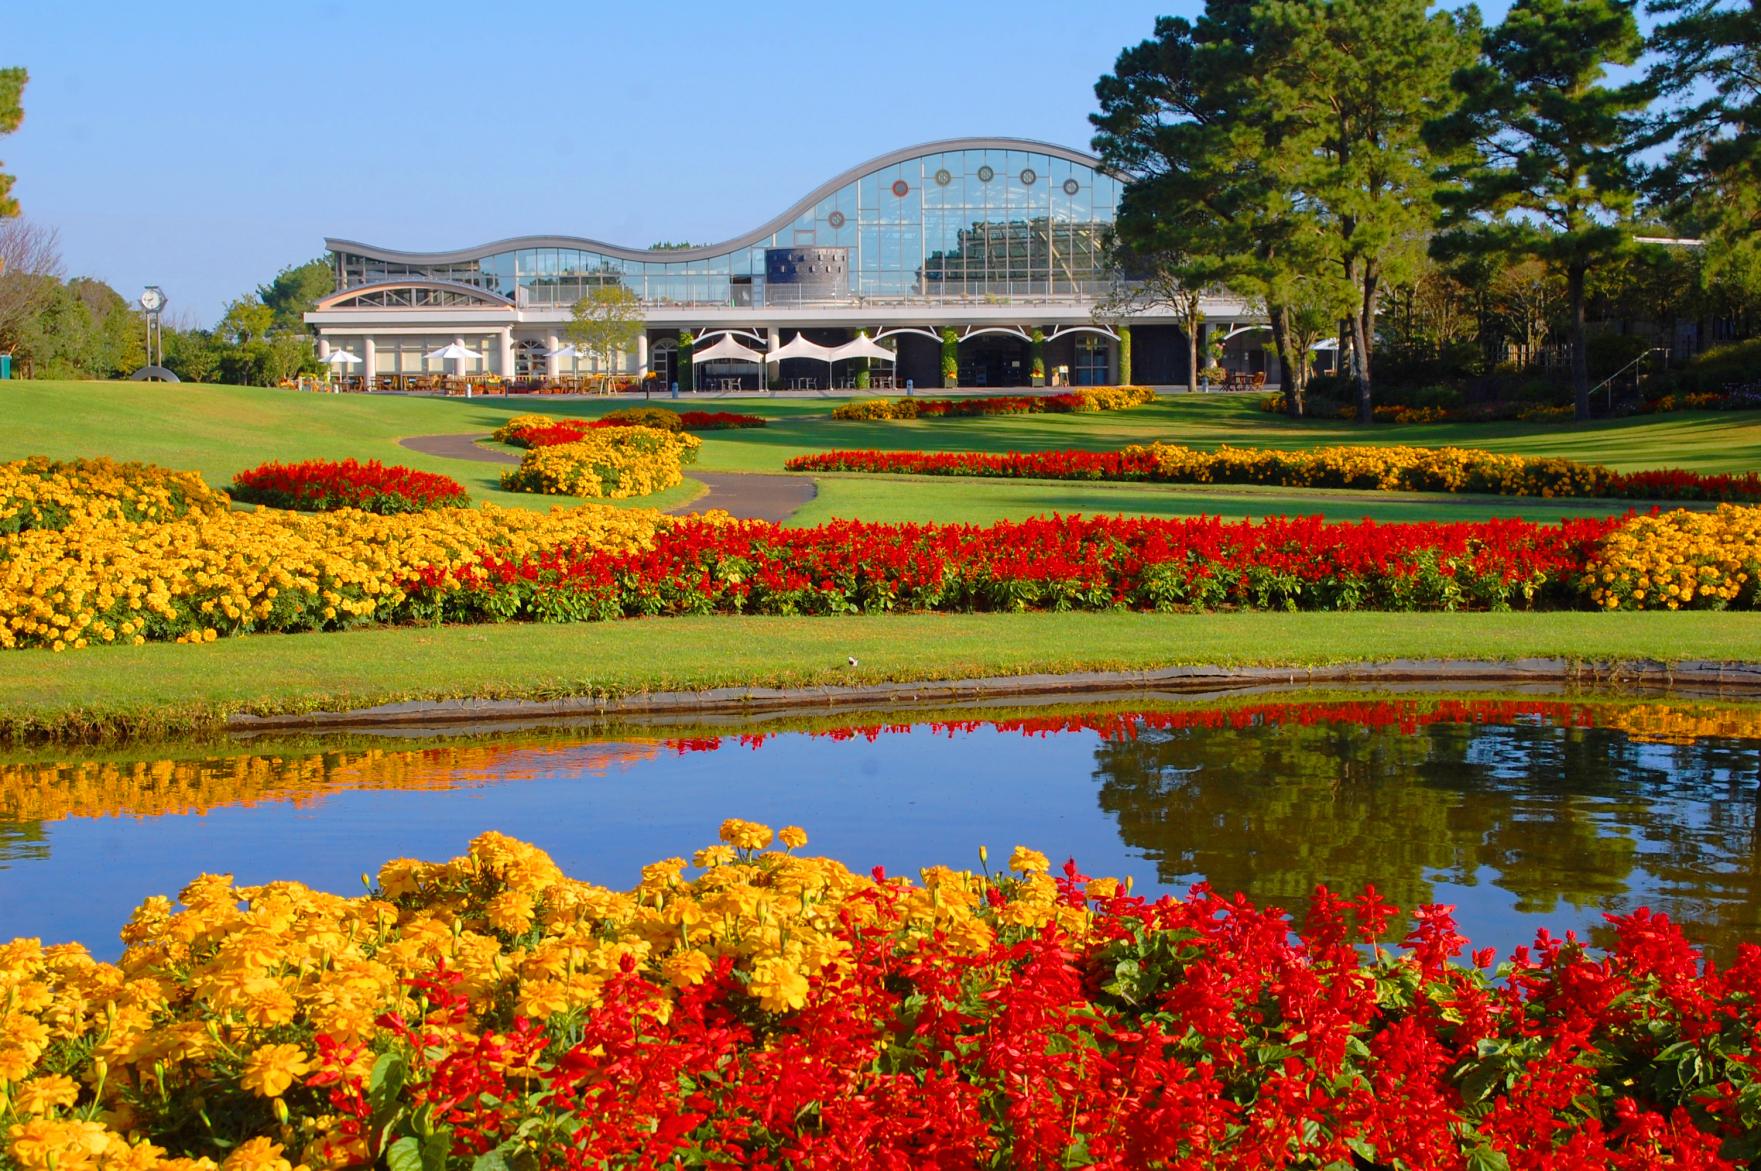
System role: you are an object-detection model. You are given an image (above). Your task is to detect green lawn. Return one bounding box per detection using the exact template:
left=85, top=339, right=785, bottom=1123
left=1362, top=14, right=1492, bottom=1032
left=9, top=380, right=1760, bottom=524
left=5, top=611, right=1758, bottom=743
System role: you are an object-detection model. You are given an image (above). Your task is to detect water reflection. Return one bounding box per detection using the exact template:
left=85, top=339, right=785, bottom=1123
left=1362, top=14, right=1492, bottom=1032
left=1, top=693, right=1758, bottom=961
left=1094, top=717, right=1761, bottom=955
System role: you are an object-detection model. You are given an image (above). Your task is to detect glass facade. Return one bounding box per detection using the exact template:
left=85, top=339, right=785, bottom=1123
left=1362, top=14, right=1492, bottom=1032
left=330, top=145, right=1121, bottom=309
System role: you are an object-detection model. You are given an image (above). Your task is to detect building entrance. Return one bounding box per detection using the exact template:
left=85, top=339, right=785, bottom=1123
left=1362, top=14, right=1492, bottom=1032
left=957, top=334, right=1030, bottom=388
left=514, top=339, right=546, bottom=381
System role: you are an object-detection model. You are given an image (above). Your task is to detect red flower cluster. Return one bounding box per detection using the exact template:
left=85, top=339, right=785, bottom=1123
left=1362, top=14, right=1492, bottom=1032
left=785, top=447, right=1761, bottom=503
left=506, top=412, right=765, bottom=448
left=408, top=512, right=1620, bottom=620
left=913, top=393, right=1093, bottom=417
left=229, top=458, right=468, bottom=514
left=313, top=881, right=1761, bottom=1169
left=678, top=410, right=767, bottom=430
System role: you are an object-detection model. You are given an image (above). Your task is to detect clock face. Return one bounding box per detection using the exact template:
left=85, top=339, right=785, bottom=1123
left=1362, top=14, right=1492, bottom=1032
left=140, top=288, right=164, bottom=311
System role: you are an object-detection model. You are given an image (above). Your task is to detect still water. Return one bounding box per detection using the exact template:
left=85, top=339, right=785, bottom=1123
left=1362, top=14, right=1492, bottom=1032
left=2, top=691, right=1758, bottom=962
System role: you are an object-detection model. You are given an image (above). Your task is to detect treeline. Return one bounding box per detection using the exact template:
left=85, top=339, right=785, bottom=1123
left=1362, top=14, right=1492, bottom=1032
left=0, top=222, right=331, bottom=386
left=1094, top=0, right=1760, bottom=420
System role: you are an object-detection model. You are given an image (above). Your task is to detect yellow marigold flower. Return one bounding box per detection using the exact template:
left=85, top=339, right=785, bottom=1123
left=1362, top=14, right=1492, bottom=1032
left=1008, top=846, right=1051, bottom=875
left=239, top=1042, right=311, bottom=1099
left=1086, top=877, right=1120, bottom=900
left=640, top=857, right=688, bottom=886
left=692, top=845, right=736, bottom=869
left=485, top=891, right=535, bottom=935
left=719, top=818, right=774, bottom=851
left=661, top=949, right=715, bottom=989
left=778, top=825, right=809, bottom=850
left=747, top=956, right=810, bottom=1013
left=11, top=1074, right=79, bottom=1116
left=222, top=1137, right=306, bottom=1171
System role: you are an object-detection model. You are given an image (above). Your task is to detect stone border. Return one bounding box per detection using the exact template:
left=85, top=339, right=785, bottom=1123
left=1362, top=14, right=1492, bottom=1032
left=226, top=658, right=1761, bottom=733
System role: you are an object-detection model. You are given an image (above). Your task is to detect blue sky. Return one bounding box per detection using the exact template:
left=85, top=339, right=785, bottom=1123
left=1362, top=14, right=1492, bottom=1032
left=8, top=0, right=1206, bottom=323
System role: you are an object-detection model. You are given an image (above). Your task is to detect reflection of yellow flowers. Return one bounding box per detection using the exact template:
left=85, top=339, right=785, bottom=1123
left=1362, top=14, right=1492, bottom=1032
left=239, top=1044, right=310, bottom=1099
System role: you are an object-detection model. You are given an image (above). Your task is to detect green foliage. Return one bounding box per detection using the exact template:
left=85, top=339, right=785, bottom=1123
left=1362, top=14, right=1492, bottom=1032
left=1676, top=337, right=1761, bottom=391
left=0, top=67, right=24, bottom=218
left=219, top=296, right=275, bottom=346
left=1029, top=327, right=1046, bottom=379
left=1427, top=0, right=1656, bottom=418
left=567, top=285, right=644, bottom=379
left=940, top=327, right=959, bottom=386
left=257, top=258, right=334, bottom=333
left=677, top=331, right=695, bottom=393
left=15, top=278, right=145, bottom=379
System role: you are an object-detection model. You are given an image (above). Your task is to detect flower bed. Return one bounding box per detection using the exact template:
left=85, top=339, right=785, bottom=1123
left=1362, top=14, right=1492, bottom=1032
left=786, top=443, right=1761, bottom=503
left=229, top=459, right=468, bottom=514
left=0, top=487, right=669, bottom=650
left=496, top=411, right=765, bottom=449
left=498, top=426, right=701, bottom=499
left=0, top=457, right=228, bottom=535
left=417, top=512, right=1619, bottom=621
left=2, top=824, right=1755, bottom=1170
left=831, top=386, right=1157, bottom=421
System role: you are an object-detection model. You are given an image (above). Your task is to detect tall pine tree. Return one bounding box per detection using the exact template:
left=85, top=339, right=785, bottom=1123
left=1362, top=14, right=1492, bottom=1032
left=1427, top=0, right=1654, bottom=419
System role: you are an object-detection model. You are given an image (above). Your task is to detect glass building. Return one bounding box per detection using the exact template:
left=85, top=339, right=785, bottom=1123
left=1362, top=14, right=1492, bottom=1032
left=307, top=138, right=1268, bottom=390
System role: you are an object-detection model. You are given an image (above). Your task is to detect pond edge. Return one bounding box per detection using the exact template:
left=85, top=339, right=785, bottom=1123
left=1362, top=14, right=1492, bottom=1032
left=227, top=658, right=1761, bottom=733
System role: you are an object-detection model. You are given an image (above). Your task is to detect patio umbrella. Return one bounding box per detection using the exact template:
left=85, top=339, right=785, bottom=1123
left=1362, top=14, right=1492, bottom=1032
left=544, top=344, right=580, bottom=359
left=424, top=342, right=485, bottom=366
left=323, top=348, right=362, bottom=367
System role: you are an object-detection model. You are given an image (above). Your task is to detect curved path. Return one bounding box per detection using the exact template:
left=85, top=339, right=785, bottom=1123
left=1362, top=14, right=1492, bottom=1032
left=397, top=433, right=817, bottom=522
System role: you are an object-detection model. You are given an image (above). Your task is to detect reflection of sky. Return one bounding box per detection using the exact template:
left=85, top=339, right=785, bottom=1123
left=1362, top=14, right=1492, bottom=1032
left=0, top=722, right=1755, bottom=965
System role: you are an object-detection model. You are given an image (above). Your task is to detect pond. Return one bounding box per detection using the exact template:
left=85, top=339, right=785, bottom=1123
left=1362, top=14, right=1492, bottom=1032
left=2, top=689, right=1759, bottom=963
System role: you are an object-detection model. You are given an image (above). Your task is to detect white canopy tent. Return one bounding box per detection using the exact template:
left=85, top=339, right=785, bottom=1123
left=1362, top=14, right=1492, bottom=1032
left=828, top=336, right=897, bottom=364
left=692, top=334, right=766, bottom=364
left=766, top=335, right=838, bottom=364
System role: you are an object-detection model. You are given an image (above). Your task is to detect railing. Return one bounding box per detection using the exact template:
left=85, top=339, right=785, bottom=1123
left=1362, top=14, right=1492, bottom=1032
left=1594, top=347, right=1670, bottom=410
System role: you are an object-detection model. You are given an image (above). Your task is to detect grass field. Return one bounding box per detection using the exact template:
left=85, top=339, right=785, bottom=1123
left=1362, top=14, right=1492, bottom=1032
left=6, top=611, right=1758, bottom=742
left=10, top=379, right=1761, bottom=524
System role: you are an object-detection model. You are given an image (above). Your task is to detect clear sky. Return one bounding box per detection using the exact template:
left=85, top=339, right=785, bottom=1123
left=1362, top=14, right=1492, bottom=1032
left=7, top=0, right=1208, bottom=324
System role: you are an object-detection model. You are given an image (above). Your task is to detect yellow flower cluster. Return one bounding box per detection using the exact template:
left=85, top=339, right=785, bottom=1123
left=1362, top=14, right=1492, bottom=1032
left=0, top=822, right=1086, bottom=1169
left=499, top=426, right=701, bottom=499
left=1122, top=442, right=1612, bottom=497
left=0, top=494, right=668, bottom=651
left=1580, top=505, right=1761, bottom=610
left=0, top=458, right=229, bottom=535
left=487, top=414, right=559, bottom=444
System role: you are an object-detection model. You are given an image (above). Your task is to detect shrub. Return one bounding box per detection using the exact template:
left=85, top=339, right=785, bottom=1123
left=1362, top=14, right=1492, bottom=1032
left=230, top=458, right=469, bottom=514
left=489, top=413, right=561, bottom=444
left=602, top=405, right=684, bottom=432
left=1678, top=337, right=1761, bottom=392
left=0, top=456, right=229, bottom=535
left=499, top=426, right=701, bottom=499
left=831, top=398, right=919, bottom=420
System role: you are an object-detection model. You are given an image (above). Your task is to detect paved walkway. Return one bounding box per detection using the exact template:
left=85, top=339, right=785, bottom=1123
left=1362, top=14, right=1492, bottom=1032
left=397, top=434, right=816, bottom=523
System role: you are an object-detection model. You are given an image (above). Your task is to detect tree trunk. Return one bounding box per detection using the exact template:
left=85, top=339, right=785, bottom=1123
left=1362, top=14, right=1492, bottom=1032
left=1186, top=304, right=1200, bottom=394
left=1270, top=304, right=1304, bottom=417
left=1568, top=265, right=1590, bottom=421
left=1353, top=269, right=1379, bottom=425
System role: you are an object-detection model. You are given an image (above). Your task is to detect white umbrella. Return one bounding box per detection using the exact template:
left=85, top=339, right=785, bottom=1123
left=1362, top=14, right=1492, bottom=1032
left=1310, top=338, right=1340, bottom=352
left=324, top=349, right=361, bottom=367
left=692, top=334, right=765, bottom=364
left=425, top=342, right=485, bottom=363
left=766, top=334, right=838, bottom=364
left=828, top=336, right=897, bottom=363
left=545, top=343, right=580, bottom=359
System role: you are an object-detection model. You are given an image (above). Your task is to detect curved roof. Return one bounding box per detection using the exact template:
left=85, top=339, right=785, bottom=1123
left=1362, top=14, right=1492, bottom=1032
left=327, top=137, right=1119, bottom=267
left=314, top=279, right=515, bottom=310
